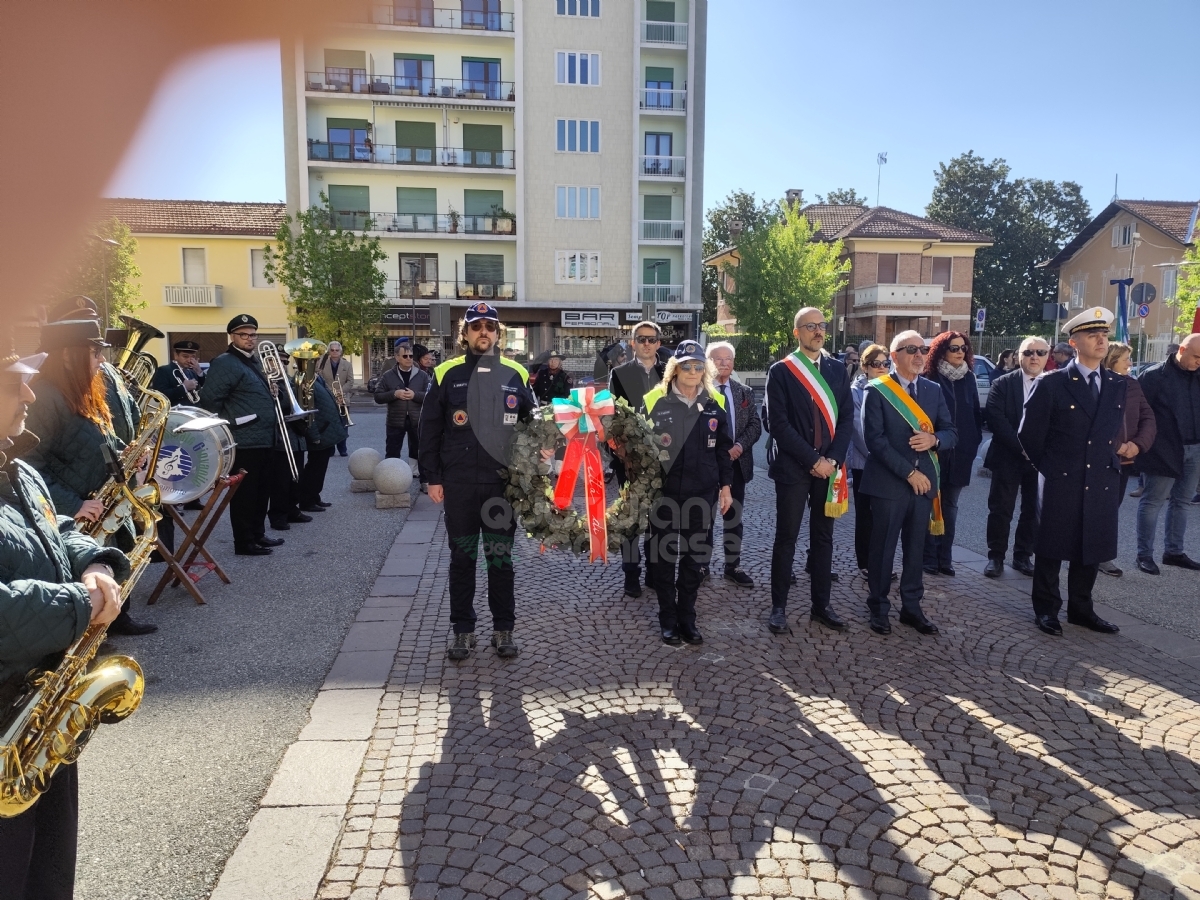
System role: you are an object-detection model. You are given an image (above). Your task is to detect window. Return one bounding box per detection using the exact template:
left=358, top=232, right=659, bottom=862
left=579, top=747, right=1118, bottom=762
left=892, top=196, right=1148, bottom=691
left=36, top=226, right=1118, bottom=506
left=462, top=0, right=503, bottom=30
left=324, top=48, right=366, bottom=91
left=1071, top=278, right=1086, bottom=309
left=643, top=195, right=672, bottom=220
left=251, top=249, right=269, bottom=288
left=931, top=257, right=952, bottom=290
left=644, top=66, right=676, bottom=109
left=1112, top=223, right=1133, bottom=247
left=556, top=186, right=601, bottom=219
left=182, top=249, right=207, bottom=285
left=1163, top=266, right=1179, bottom=301
left=328, top=184, right=371, bottom=230
left=556, top=119, right=600, bottom=152
left=396, top=188, right=437, bottom=232
left=462, top=57, right=502, bottom=99
left=556, top=51, right=601, bottom=85
left=399, top=254, right=439, bottom=296
left=557, top=0, right=600, bottom=15
left=462, top=124, right=504, bottom=166
left=327, top=118, right=370, bottom=161
left=394, top=120, right=436, bottom=164
left=393, top=0, right=434, bottom=27
left=877, top=253, right=898, bottom=285
left=394, top=55, right=434, bottom=95
left=556, top=250, right=601, bottom=284
left=465, top=254, right=505, bottom=294
left=646, top=0, right=675, bottom=22
left=644, top=132, right=672, bottom=156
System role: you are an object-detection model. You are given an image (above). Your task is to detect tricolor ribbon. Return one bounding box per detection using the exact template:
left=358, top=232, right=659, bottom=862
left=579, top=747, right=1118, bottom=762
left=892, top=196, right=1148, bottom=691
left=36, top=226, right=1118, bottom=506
left=869, top=376, right=945, bottom=535
left=551, top=387, right=615, bottom=562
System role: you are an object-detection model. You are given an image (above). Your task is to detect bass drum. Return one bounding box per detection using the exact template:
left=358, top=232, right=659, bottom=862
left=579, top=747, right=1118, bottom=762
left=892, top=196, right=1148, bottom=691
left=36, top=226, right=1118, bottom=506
left=153, top=407, right=237, bottom=505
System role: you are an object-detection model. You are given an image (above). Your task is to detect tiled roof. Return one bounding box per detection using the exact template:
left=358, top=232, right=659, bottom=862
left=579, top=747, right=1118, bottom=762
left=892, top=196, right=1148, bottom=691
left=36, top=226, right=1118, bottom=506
left=801, top=204, right=868, bottom=238
left=1041, top=199, right=1199, bottom=270
left=800, top=204, right=993, bottom=244
left=100, top=198, right=287, bottom=237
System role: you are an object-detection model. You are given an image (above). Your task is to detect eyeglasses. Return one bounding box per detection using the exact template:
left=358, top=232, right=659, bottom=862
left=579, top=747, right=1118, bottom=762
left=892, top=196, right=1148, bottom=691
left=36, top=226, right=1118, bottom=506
left=946, top=344, right=967, bottom=354
left=468, top=320, right=498, bottom=332
left=1022, top=349, right=1049, bottom=357
left=896, top=345, right=928, bottom=356
left=798, top=322, right=828, bottom=333
left=232, top=331, right=257, bottom=339
left=677, top=361, right=705, bottom=373
left=634, top=335, right=660, bottom=345
left=397, top=353, right=412, bottom=359
left=845, top=357, right=859, bottom=364
left=865, top=360, right=889, bottom=370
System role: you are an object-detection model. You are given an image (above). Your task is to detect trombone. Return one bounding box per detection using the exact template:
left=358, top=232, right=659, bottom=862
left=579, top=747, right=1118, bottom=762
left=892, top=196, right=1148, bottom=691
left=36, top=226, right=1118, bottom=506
left=172, top=362, right=201, bottom=404
left=258, top=341, right=312, bottom=482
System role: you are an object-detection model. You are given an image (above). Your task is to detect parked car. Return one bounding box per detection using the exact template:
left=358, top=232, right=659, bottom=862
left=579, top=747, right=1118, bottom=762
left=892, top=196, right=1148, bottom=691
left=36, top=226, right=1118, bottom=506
left=974, top=354, right=998, bottom=424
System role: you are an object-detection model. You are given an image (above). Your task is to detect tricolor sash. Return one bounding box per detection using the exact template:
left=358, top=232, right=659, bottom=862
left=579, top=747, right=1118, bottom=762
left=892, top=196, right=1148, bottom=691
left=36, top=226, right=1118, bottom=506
left=551, top=386, right=615, bottom=563
left=868, top=376, right=945, bottom=535
left=781, top=351, right=849, bottom=518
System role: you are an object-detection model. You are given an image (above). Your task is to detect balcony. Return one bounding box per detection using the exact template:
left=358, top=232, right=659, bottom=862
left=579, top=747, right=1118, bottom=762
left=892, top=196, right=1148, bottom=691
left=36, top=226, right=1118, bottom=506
left=163, top=284, right=222, bottom=307
left=639, top=220, right=685, bottom=242
left=638, top=284, right=684, bottom=304
left=326, top=210, right=516, bottom=236
left=639, top=155, right=685, bottom=178
left=854, top=284, right=944, bottom=309
left=641, top=20, right=688, bottom=45
left=308, top=142, right=514, bottom=170
left=386, top=279, right=516, bottom=300
left=638, top=88, right=686, bottom=113
left=305, top=72, right=516, bottom=103
left=370, top=3, right=514, bottom=31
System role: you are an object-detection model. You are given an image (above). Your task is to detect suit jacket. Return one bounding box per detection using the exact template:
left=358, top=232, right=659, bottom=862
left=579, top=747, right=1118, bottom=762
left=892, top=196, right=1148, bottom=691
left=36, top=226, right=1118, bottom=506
left=764, top=353, right=853, bottom=483
left=714, top=378, right=761, bottom=483
left=317, top=354, right=355, bottom=391
left=609, top=358, right=664, bottom=410
left=1136, top=355, right=1196, bottom=478
left=859, top=374, right=958, bottom=501
left=1018, top=361, right=1126, bottom=564
left=983, top=368, right=1037, bottom=475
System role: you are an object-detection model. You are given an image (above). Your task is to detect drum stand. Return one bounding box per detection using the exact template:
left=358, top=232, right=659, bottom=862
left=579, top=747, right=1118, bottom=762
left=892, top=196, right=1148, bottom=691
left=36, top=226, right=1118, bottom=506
left=147, top=470, right=245, bottom=606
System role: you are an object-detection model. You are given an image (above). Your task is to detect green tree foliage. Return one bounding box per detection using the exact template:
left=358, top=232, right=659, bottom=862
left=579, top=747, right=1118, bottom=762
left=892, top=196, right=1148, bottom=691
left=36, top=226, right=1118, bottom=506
left=57, top=217, right=143, bottom=326
left=263, top=193, right=388, bottom=354
left=701, top=190, right=779, bottom=324
left=814, top=188, right=870, bottom=207
left=1175, top=244, right=1200, bottom=333
left=721, top=201, right=851, bottom=352
left=926, top=151, right=1091, bottom=334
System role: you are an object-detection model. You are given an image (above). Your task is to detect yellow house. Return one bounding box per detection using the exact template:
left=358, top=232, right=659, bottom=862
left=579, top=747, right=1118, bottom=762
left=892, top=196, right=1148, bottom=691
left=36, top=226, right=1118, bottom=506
left=101, top=199, right=292, bottom=366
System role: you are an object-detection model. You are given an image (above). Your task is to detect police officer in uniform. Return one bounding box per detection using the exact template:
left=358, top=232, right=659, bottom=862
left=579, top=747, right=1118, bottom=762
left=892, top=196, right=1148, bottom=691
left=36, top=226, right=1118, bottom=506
left=149, top=339, right=205, bottom=405
left=419, top=303, right=536, bottom=660
left=1018, top=307, right=1124, bottom=637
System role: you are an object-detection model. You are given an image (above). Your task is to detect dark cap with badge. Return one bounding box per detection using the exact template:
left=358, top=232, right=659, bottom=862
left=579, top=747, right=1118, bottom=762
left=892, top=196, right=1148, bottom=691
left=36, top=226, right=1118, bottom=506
left=548, top=350, right=564, bottom=360
left=464, top=302, right=499, bottom=323
left=39, top=319, right=110, bottom=352
left=44, top=295, right=100, bottom=324
left=672, top=340, right=706, bottom=362
left=173, top=340, right=201, bottom=352
left=227, top=314, right=259, bottom=334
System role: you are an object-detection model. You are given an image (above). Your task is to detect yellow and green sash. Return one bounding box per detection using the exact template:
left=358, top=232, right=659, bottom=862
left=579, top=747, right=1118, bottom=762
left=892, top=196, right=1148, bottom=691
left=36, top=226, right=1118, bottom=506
left=781, top=350, right=849, bottom=518
left=868, top=376, right=945, bottom=535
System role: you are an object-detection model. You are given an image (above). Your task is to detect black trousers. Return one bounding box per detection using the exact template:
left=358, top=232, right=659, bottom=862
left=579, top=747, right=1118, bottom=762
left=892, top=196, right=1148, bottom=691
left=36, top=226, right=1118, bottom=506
left=0, top=763, right=77, bottom=900
left=866, top=491, right=933, bottom=619
left=647, top=490, right=715, bottom=630
left=1032, top=556, right=1098, bottom=620
left=269, top=447, right=304, bottom=525
left=851, top=468, right=872, bottom=571
left=229, top=447, right=273, bottom=548
left=770, top=474, right=834, bottom=610
left=986, top=464, right=1039, bottom=563
left=300, top=446, right=335, bottom=507
left=385, top=416, right=419, bottom=460
left=443, top=482, right=516, bottom=634
left=718, top=466, right=747, bottom=570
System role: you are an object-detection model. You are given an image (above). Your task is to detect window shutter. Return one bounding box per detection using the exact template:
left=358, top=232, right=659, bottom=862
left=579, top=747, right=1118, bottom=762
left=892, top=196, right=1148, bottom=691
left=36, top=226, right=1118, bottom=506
left=464, top=190, right=504, bottom=216
left=465, top=254, right=505, bottom=284
left=182, top=248, right=207, bottom=285
left=394, top=120, right=436, bottom=149
left=646, top=1, right=675, bottom=22
left=643, top=195, right=673, bottom=220
left=396, top=188, right=437, bottom=215
left=328, top=184, right=370, bottom=212
left=462, top=124, right=503, bottom=151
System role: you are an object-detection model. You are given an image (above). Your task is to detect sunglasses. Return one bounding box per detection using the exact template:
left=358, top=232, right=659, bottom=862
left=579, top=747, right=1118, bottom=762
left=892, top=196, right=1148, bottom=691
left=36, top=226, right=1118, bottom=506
left=865, top=360, right=889, bottom=369
left=468, top=320, right=498, bottom=332
left=635, top=335, right=660, bottom=344
left=677, top=361, right=705, bottom=372
left=397, top=353, right=412, bottom=358
left=1022, top=349, right=1049, bottom=357
left=798, top=322, right=828, bottom=333
left=946, top=344, right=967, bottom=353
left=896, top=345, right=928, bottom=356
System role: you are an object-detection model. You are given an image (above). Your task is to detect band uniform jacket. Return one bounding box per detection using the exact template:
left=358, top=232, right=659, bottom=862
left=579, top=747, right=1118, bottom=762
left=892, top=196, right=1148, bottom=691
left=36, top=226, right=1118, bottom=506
left=641, top=385, right=733, bottom=498
left=101, top=361, right=140, bottom=445
left=149, top=362, right=205, bottom=407
left=198, top=347, right=279, bottom=451
left=1018, top=360, right=1126, bottom=564
left=719, top=378, right=761, bottom=483
left=763, top=354, right=852, bottom=483
left=858, top=374, right=958, bottom=501
left=984, top=368, right=1037, bottom=476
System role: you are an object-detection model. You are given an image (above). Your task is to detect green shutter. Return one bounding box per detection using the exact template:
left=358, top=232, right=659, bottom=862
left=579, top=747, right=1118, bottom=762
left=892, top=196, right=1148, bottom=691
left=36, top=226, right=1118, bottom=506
left=395, top=120, right=436, bottom=148
left=327, top=185, right=370, bottom=211
left=462, top=124, right=503, bottom=151
left=645, top=1, right=675, bottom=22
left=643, top=258, right=671, bottom=284
left=461, top=56, right=502, bottom=64
left=643, top=196, right=673, bottom=220
left=465, top=254, right=505, bottom=283
left=645, top=66, right=674, bottom=84
left=464, top=190, right=504, bottom=216
left=397, top=188, right=437, bottom=214
left=327, top=118, right=369, bottom=132
left=393, top=53, right=434, bottom=62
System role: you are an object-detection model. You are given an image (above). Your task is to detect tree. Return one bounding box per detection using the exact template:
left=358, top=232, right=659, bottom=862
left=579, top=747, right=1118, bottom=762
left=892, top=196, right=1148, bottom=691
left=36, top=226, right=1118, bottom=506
left=56, top=217, right=143, bottom=327
left=263, top=193, right=389, bottom=354
left=701, top=190, right=779, bottom=324
left=1175, top=244, right=1200, bottom=333
left=926, top=151, right=1091, bottom=335
left=814, top=188, right=870, bottom=207
left=721, top=201, right=851, bottom=352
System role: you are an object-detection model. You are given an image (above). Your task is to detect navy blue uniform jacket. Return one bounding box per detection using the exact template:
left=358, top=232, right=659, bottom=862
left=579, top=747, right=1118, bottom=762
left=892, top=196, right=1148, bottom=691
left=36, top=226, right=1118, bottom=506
left=859, top=374, right=958, bottom=500
left=642, top=385, right=732, bottom=498
left=763, top=354, right=853, bottom=483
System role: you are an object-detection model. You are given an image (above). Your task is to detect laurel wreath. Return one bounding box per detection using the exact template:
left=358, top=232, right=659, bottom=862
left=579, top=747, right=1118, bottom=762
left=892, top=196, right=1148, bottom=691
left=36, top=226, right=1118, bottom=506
left=503, top=399, right=663, bottom=556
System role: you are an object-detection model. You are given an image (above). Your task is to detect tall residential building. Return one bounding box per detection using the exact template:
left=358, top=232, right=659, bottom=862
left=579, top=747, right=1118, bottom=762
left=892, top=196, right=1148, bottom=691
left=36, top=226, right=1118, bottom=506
left=281, top=0, right=707, bottom=382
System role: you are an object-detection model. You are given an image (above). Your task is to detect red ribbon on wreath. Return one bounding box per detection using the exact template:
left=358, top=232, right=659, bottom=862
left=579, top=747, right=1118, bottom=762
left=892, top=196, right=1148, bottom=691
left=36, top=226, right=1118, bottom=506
left=551, top=386, right=615, bottom=563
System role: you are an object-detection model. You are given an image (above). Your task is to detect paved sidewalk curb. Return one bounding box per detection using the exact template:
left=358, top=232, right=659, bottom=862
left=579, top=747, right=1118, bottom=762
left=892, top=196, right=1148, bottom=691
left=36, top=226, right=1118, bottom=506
left=209, top=492, right=441, bottom=900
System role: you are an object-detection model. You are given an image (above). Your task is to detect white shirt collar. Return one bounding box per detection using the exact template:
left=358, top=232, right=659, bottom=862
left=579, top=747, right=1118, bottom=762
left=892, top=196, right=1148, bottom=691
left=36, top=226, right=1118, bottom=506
left=1074, top=360, right=1098, bottom=380
left=894, top=372, right=916, bottom=391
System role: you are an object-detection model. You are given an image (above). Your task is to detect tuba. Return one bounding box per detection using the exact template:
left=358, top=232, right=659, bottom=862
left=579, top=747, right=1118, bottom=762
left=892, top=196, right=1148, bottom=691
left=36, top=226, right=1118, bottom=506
left=111, top=315, right=164, bottom=398
left=284, top=337, right=327, bottom=411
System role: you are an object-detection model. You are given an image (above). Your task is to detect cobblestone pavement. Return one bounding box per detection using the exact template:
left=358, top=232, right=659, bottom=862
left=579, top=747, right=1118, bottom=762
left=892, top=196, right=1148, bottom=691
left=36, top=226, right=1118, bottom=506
left=309, top=473, right=1200, bottom=900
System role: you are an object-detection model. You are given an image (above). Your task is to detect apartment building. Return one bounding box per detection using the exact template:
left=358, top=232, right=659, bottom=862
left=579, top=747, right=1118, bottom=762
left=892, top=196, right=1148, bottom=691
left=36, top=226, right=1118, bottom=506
left=281, top=0, right=708, bottom=381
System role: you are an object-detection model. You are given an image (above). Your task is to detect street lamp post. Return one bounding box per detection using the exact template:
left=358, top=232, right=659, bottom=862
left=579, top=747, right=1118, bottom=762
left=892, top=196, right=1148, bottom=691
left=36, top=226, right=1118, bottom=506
left=407, top=259, right=421, bottom=345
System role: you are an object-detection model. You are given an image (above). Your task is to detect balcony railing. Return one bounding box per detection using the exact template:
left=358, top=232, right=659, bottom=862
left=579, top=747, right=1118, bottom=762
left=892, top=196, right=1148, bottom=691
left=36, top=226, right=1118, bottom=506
left=305, top=72, right=516, bottom=102
left=854, top=284, right=944, bottom=308
left=326, top=210, right=516, bottom=235
left=371, top=3, right=514, bottom=31
left=638, top=284, right=684, bottom=304
left=640, top=155, right=686, bottom=178
left=308, top=142, right=515, bottom=169
left=638, top=88, right=686, bottom=111
left=386, top=279, right=516, bottom=300
left=163, top=284, right=222, bottom=307
left=641, top=20, right=688, bottom=44
left=639, top=220, right=685, bottom=241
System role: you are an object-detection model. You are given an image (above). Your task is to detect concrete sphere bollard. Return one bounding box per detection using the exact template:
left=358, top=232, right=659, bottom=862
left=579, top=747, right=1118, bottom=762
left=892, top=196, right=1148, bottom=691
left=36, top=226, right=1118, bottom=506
left=348, top=447, right=382, bottom=480
left=374, top=458, right=413, bottom=508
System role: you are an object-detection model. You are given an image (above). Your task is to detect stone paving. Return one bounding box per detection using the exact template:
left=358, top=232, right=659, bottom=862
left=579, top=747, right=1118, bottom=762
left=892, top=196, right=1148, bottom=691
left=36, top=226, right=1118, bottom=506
left=226, top=475, right=1200, bottom=900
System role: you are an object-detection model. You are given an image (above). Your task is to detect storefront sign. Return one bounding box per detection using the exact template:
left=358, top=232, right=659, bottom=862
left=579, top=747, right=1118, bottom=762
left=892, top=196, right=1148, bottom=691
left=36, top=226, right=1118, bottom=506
left=381, top=307, right=430, bottom=326
left=623, top=310, right=694, bottom=324
left=562, top=311, right=621, bottom=328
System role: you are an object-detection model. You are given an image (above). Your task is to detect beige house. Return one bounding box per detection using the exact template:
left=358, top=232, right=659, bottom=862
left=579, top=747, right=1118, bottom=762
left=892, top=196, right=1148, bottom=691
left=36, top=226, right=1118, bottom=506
left=1041, top=199, right=1198, bottom=358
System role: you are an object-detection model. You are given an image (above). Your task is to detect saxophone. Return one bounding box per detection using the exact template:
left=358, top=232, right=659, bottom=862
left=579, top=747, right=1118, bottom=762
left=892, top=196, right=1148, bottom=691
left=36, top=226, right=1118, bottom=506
left=0, top=324, right=170, bottom=817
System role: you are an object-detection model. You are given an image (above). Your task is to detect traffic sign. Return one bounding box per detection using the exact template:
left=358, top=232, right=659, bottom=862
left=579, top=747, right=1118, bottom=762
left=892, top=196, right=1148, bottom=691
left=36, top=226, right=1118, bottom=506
left=974, top=308, right=986, bottom=333
left=1131, top=283, right=1157, bottom=306
left=1137, top=303, right=1150, bottom=319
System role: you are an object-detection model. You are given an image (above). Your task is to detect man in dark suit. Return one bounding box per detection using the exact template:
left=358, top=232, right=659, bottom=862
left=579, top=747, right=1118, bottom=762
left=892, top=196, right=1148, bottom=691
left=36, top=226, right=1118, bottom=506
left=860, top=330, right=957, bottom=636
left=764, top=308, right=853, bottom=632
left=1018, top=308, right=1124, bottom=637
left=706, top=341, right=762, bottom=586
left=983, top=336, right=1049, bottom=578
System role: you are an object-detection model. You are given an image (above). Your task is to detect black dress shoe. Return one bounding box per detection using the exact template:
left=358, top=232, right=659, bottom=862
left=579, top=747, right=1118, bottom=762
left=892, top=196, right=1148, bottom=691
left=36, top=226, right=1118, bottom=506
left=698, top=566, right=710, bottom=583
left=1035, top=614, right=1063, bottom=636
left=830, top=572, right=840, bottom=582
left=316, top=501, right=333, bottom=508
left=922, top=565, right=939, bottom=576
left=723, top=566, right=754, bottom=587
left=1012, top=557, right=1035, bottom=577
left=183, top=500, right=205, bottom=511
left=1097, top=560, right=1123, bottom=577
left=269, top=520, right=291, bottom=531
left=109, top=612, right=158, bottom=636
left=1163, top=553, right=1200, bottom=571
left=767, top=607, right=788, bottom=634
left=789, top=572, right=798, bottom=585
left=898, top=610, right=939, bottom=635
left=287, top=511, right=313, bottom=523
left=624, top=574, right=643, bottom=598
left=1067, top=614, right=1120, bottom=634
left=1136, top=556, right=1161, bottom=575
left=236, top=544, right=272, bottom=556
left=983, top=559, right=1003, bottom=578
left=679, top=625, right=703, bottom=645
left=257, top=536, right=285, bottom=548
left=661, top=628, right=682, bottom=646
left=938, top=565, right=956, bottom=577
left=869, top=616, right=891, bottom=635
left=299, top=504, right=326, bottom=513
left=811, top=607, right=846, bottom=631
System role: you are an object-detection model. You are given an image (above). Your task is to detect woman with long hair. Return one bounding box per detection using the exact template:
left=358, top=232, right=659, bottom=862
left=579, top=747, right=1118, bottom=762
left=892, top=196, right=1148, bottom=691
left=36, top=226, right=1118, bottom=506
left=996, top=348, right=1017, bottom=372
left=921, top=331, right=983, bottom=576
left=847, top=343, right=889, bottom=575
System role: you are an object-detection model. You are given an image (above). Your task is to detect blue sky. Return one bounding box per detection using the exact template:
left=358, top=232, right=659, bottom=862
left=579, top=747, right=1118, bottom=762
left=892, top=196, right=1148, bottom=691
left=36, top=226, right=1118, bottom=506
left=107, top=0, right=1200, bottom=219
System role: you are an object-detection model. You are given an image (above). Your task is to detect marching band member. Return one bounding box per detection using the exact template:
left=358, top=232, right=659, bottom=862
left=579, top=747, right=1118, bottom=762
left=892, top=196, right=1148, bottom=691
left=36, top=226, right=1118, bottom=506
left=149, top=339, right=205, bottom=406
left=299, top=362, right=348, bottom=510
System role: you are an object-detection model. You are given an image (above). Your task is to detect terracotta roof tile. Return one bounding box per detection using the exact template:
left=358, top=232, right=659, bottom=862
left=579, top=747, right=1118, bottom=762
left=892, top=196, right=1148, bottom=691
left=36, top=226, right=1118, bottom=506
left=1119, top=200, right=1198, bottom=244
left=100, top=198, right=286, bottom=237
left=800, top=204, right=992, bottom=244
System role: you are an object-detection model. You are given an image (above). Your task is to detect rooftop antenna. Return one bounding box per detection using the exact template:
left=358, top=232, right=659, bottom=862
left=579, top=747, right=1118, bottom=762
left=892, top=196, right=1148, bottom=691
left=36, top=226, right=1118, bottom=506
left=1112, top=174, right=1119, bottom=202
left=876, top=152, right=887, bottom=207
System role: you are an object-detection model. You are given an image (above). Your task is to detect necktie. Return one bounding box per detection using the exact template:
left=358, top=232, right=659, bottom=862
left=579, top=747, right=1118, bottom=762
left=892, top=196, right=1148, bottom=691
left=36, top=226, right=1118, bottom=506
left=722, top=383, right=735, bottom=438
left=1088, top=371, right=1099, bottom=397
left=908, top=382, right=918, bottom=400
